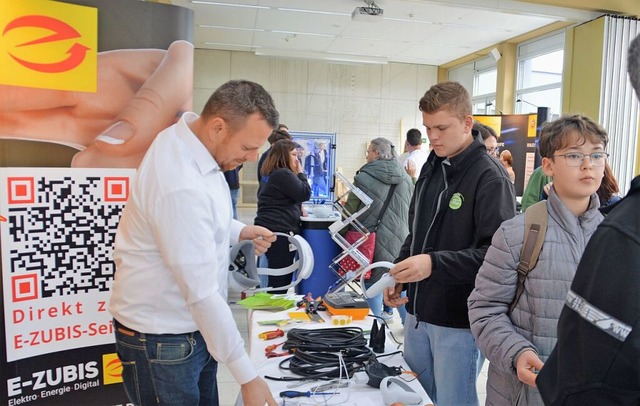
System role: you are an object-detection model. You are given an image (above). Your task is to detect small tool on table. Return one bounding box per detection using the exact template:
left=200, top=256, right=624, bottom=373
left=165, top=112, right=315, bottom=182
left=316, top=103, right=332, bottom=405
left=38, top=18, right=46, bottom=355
left=279, top=390, right=337, bottom=398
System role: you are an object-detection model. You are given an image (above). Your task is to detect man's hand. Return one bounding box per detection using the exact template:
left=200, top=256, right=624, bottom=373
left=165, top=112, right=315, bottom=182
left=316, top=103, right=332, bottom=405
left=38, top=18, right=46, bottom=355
left=239, top=225, right=276, bottom=255
left=240, top=377, right=278, bottom=406
left=516, top=350, right=544, bottom=388
left=389, top=254, right=432, bottom=283
left=405, top=160, right=417, bottom=179
left=383, top=283, right=407, bottom=308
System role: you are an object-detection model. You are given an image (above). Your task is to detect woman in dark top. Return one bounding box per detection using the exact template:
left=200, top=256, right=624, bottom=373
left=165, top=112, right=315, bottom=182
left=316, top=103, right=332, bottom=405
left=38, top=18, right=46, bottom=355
left=255, top=140, right=311, bottom=292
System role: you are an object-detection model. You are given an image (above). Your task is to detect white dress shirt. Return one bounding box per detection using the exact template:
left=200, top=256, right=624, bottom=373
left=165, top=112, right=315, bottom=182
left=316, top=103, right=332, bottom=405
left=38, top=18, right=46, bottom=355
left=109, top=112, right=255, bottom=384
left=403, top=148, right=429, bottom=178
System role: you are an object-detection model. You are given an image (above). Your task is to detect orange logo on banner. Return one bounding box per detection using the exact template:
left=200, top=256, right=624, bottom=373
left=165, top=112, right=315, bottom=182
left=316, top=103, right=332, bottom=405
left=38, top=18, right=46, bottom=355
left=102, top=353, right=123, bottom=385
left=0, top=0, right=97, bottom=91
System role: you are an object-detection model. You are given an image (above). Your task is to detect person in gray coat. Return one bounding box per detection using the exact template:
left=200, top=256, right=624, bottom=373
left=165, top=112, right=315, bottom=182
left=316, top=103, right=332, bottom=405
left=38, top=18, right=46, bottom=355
left=468, top=114, right=608, bottom=405
left=343, top=137, right=413, bottom=318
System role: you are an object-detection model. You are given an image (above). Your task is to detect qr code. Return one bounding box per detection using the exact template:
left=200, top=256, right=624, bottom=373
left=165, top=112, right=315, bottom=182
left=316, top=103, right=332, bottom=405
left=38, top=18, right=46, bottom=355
left=2, top=170, right=132, bottom=299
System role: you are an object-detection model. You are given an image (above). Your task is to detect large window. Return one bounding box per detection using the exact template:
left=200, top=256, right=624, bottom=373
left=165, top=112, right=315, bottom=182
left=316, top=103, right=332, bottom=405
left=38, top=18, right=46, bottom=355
left=449, top=56, right=498, bottom=115
left=515, top=32, right=565, bottom=118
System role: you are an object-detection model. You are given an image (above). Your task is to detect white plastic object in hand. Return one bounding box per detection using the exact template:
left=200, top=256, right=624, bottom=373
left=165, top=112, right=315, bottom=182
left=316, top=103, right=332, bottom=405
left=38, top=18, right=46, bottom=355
left=360, top=261, right=395, bottom=298
left=380, top=376, right=422, bottom=406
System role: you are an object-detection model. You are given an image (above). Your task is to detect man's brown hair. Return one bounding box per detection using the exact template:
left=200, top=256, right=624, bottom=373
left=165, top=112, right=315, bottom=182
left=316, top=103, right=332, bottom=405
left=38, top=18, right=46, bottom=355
left=419, top=81, right=472, bottom=121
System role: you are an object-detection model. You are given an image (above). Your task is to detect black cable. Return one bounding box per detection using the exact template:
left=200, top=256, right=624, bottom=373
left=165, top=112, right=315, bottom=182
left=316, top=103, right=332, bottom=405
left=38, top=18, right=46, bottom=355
left=265, top=328, right=373, bottom=381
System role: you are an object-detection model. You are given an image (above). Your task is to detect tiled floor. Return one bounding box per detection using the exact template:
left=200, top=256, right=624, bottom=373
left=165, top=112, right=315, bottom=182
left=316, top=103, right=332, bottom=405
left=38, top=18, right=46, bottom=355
left=220, top=207, right=488, bottom=406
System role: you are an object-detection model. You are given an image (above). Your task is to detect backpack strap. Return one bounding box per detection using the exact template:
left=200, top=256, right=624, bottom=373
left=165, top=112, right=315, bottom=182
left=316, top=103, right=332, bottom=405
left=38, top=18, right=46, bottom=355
left=509, top=200, right=548, bottom=314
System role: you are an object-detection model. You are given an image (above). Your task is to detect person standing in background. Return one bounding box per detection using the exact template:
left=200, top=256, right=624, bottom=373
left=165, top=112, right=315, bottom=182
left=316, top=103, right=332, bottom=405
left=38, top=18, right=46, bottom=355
left=224, top=165, right=242, bottom=220
left=402, top=128, right=429, bottom=183
left=255, top=140, right=311, bottom=293
left=500, top=149, right=516, bottom=183
left=597, top=162, right=621, bottom=208
left=109, top=80, right=279, bottom=406
left=384, top=82, right=516, bottom=405
left=257, top=129, right=291, bottom=181
left=521, top=165, right=553, bottom=212
left=474, top=122, right=500, bottom=158
left=343, top=137, right=413, bottom=319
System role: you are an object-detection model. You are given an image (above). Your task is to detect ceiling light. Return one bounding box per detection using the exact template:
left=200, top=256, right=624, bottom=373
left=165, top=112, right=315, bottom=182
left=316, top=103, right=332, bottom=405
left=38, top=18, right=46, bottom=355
left=276, top=8, right=349, bottom=17
left=255, top=49, right=387, bottom=65
left=204, top=42, right=261, bottom=48
left=271, top=30, right=334, bottom=38
left=191, top=1, right=270, bottom=10
left=198, top=25, right=265, bottom=32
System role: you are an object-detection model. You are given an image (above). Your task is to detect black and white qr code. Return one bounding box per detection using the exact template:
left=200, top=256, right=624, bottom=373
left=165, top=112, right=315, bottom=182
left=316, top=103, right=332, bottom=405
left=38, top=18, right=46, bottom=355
left=1, top=169, right=132, bottom=300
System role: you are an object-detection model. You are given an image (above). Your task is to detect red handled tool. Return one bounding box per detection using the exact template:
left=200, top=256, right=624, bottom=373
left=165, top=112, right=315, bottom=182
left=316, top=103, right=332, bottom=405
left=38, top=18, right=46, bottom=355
left=258, top=328, right=284, bottom=340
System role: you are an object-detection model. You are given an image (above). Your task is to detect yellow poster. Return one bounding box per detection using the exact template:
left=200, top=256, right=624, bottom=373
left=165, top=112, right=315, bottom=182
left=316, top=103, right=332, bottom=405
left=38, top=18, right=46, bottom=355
left=0, top=0, right=97, bottom=91
left=527, top=114, right=538, bottom=138
left=474, top=115, right=502, bottom=138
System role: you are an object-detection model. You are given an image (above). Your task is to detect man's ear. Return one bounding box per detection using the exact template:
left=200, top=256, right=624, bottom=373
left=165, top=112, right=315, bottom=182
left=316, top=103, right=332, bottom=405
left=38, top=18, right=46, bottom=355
left=541, top=156, right=554, bottom=177
left=207, top=117, right=225, bottom=140
left=463, top=115, right=474, bottom=133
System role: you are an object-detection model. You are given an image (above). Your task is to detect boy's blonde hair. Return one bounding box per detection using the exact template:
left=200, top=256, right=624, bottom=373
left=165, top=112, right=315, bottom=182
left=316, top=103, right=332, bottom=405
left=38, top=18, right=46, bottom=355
left=538, top=114, right=608, bottom=158
left=419, top=82, right=472, bottom=121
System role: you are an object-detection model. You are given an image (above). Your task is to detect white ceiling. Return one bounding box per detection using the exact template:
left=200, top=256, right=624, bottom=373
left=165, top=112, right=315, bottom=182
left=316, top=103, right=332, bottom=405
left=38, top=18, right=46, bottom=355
left=170, top=0, right=601, bottom=66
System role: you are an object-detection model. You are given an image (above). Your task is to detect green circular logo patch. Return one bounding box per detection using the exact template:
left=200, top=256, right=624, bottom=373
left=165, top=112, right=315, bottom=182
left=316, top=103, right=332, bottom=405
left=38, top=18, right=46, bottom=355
left=449, top=192, right=464, bottom=210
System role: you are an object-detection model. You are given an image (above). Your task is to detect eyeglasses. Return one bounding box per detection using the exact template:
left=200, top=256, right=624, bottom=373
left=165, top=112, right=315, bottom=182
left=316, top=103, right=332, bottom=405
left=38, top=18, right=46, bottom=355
left=553, top=152, right=609, bottom=167
left=486, top=147, right=499, bottom=157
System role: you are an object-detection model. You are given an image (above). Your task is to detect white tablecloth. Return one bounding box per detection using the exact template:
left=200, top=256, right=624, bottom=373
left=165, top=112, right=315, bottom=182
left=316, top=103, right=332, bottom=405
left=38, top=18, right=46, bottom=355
left=236, top=308, right=434, bottom=406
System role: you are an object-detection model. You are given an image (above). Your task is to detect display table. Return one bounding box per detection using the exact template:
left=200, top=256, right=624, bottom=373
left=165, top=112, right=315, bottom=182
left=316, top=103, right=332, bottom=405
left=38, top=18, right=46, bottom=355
left=298, top=215, right=341, bottom=297
left=237, top=308, right=434, bottom=406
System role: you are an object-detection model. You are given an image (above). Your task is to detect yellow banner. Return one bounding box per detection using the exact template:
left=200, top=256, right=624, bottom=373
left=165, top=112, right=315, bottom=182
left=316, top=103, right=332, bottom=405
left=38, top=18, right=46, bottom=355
left=474, top=115, right=502, bottom=138
left=527, top=114, right=538, bottom=138
left=0, top=0, right=97, bottom=91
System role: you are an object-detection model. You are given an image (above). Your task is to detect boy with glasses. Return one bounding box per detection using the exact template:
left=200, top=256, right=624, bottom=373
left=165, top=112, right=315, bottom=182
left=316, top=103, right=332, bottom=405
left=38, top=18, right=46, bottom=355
left=468, top=114, right=608, bottom=405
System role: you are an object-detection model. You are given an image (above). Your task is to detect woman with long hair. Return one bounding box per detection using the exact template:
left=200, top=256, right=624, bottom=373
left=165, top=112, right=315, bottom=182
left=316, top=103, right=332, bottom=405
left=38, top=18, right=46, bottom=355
left=255, top=139, right=311, bottom=292
left=597, top=162, right=621, bottom=207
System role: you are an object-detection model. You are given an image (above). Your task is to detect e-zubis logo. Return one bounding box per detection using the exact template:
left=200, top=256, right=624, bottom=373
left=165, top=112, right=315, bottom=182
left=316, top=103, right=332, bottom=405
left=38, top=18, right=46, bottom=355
left=7, top=361, right=99, bottom=400
left=102, top=353, right=123, bottom=385
left=0, top=0, right=97, bottom=91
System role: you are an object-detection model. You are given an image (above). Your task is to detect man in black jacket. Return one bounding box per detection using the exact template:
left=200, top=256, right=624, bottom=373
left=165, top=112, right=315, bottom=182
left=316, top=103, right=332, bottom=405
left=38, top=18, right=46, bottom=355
left=384, top=81, right=516, bottom=405
left=536, top=34, right=640, bottom=406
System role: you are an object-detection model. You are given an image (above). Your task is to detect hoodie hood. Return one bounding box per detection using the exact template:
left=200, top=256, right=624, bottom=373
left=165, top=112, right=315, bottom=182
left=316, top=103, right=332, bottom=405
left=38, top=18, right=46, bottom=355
left=358, top=159, right=405, bottom=186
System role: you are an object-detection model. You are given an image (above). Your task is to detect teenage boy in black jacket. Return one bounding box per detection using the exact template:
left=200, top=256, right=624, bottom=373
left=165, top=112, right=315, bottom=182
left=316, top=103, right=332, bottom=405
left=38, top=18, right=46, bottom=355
left=384, top=81, right=516, bottom=405
left=536, top=33, right=640, bottom=406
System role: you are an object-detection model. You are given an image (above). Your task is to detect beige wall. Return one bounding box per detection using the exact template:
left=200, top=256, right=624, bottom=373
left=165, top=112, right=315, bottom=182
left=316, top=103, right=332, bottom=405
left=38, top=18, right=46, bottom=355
left=562, top=17, right=605, bottom=119
left=194, top=49, right=437, bottom=205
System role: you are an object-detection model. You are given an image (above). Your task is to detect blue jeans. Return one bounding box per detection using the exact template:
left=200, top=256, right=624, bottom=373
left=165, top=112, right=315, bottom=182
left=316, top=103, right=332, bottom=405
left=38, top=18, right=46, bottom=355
left=114, top=319, right=219, bottom=406
left=229, top=188, right=239, bottom=220
left=403, top=313, right=483, bottom=406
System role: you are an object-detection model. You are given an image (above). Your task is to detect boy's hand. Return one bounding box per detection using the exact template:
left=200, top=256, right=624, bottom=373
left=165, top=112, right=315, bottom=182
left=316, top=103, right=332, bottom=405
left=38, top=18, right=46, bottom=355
left=516, top=350, right=544, bottom=388
left=389, top=255, right=432, bottom=283
left=383, top=283, right=407, bottom=308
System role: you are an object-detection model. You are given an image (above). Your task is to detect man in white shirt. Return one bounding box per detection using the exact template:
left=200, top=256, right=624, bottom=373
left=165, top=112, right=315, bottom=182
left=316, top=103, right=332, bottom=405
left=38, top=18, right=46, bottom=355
left=402, top=128, right=429, bottom=183
left=109, top=80, right=279, bottom=406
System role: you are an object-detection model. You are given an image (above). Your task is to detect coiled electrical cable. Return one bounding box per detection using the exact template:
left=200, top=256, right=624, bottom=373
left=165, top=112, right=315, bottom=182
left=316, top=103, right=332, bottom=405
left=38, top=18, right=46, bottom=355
left=265, top=327, right=373, bottom=381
